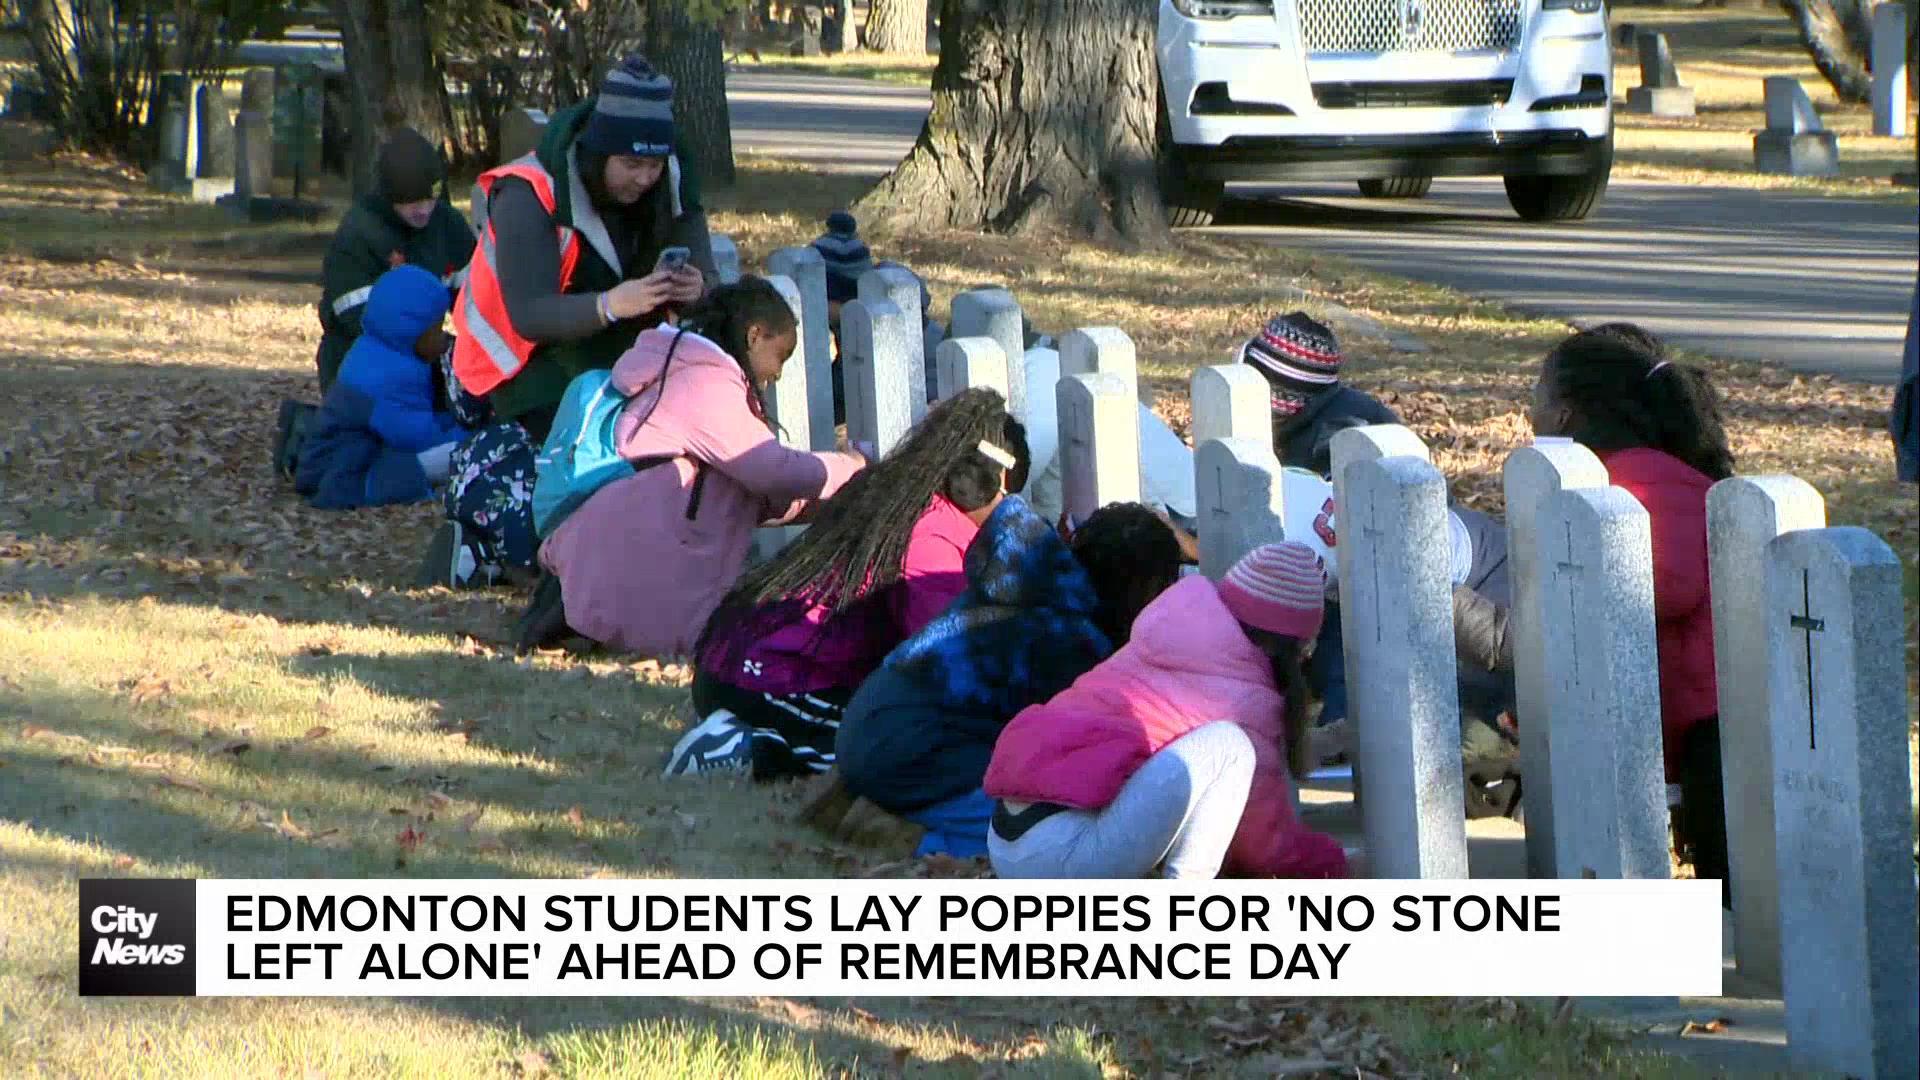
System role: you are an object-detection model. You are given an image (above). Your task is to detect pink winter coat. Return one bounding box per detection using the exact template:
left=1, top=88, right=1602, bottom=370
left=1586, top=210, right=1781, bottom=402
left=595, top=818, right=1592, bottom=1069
left=538, top=326, right=866, bottom=657
left=984, top=575, right=1349, bottom=879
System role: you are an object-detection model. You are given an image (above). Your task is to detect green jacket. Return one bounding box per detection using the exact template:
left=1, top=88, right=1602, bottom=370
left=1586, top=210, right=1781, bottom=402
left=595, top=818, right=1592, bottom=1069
left=316, top=192, right=475, bottom=393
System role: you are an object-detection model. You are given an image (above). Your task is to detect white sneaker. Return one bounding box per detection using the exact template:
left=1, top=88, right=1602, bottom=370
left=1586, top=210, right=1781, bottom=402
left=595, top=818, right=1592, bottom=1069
left=662, top=709, right=753, bottom=778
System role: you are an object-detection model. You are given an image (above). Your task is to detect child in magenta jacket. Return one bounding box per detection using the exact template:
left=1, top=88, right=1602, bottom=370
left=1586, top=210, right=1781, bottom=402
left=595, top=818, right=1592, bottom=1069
left=984, top=542, right=1350, bottom=880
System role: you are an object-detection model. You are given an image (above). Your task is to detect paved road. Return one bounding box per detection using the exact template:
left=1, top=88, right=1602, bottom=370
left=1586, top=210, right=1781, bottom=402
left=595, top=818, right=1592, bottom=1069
left=727, top=72, right=1918, bottom=384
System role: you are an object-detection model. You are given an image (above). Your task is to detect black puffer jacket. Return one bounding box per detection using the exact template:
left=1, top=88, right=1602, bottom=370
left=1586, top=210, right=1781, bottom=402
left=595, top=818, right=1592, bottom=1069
left=1448, top=506, right=1516, bottom=723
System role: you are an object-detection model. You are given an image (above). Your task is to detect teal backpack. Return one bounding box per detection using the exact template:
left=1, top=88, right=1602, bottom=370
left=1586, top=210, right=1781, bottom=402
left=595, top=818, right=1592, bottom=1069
left=532, top=328, right=689, bottom=537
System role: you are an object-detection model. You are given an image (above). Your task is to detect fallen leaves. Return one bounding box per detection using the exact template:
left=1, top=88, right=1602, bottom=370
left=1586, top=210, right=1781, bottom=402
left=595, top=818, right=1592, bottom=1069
left=158, top=774, right=208, bottom=794
left=1679, top=1017, right=1735, bottom=1037
left=302, top=726, right=333, bottom=741
left=124, top=673, right=173, bottom=707
left=396, top=824, right=425, bottom=852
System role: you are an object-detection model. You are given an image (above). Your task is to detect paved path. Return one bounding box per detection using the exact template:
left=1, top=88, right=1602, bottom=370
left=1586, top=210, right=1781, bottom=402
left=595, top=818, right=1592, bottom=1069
left=727, top=72, right=1917, bottom=384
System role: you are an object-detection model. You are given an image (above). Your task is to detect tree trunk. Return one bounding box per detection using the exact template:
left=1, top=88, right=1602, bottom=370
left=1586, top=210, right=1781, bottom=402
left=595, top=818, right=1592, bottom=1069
left=864, top=0, right=928, bottom=53
left=1787, top=0, right=1874, bottom=104
left=830, top=0, right=858, bottom=53
left=856, top=0, right=1167, bottom=247
left=332, top=0, right=457, bottom=195
left=647, top=1, right=737, bottom=189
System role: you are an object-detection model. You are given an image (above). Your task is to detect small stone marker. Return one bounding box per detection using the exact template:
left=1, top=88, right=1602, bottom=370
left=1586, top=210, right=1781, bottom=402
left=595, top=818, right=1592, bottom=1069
left=840, top=298, right=918, bottom=459
left=756, top=274, right=815, bottom=560
left=233, top=110, right=274, bottom=199
left=1754, top=77, right=1839, bottom=177
left=859, top=266, right=929, bottom=422
left=1537, top=487, right=1669, bottom=881
left=1503, top=441, right=1609, bottom=879
left=1058, top=327, right=1138, bottom=389
left=239, top=69, right=276, bottom=117
left=794, top=6, right=823, bottom=56
left=150, top=92, right=195, bottom=193
left=1765, top=527, right=1918, bottom=1080
left=949, top=288, right=1027, bottom=421
left=1870, top=2, right=1911, bottom=138
left=1190, top=364, right=1269, bottom=447
left=1335, top=451, right=1469, bottom=879
left=708, top=234, right=741, bottom=285
left=767, top=247, right=837, bottom=450
left=1707, top=475, right=1826, bottom=992
left=1194, top=437, right=1286, bottom=581
left=1626, top=31, right=1695, bottom=117
left=500, top=107, right=548, bottom=163
left=935, top=338, right=1010, bottom=403
left=1057, top=372, right=1141, bottom=526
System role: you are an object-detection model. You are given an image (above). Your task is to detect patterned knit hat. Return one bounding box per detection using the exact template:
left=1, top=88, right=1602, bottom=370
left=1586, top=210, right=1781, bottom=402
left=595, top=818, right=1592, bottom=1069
left=1242, top=312, right=1343, bottom=417
left=582, top=55, right=676, bottom=158
left=1217, top=541, right=1327, bottom=641
left=813, top=210, right=874, bottom=304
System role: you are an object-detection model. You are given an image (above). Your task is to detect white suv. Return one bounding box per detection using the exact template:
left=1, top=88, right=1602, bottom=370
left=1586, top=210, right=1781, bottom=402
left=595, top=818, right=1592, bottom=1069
left=1156, top=0, right=1614, bottom=225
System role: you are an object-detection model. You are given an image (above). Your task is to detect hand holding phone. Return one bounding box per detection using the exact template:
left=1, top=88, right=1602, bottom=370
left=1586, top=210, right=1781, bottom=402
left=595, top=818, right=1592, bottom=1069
left=654, top=246, right=692, bottom=274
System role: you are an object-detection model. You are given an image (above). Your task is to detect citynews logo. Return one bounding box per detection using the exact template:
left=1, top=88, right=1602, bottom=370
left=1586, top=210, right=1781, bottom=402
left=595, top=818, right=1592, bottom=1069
left=78, top=879, right=196, bottom=996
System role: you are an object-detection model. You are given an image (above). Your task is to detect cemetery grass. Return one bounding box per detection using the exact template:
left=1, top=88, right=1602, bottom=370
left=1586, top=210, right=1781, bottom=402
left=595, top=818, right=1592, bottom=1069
left=730, top=53, right=936, bottom=87
left=0, top=149, right=1909, bottom=1079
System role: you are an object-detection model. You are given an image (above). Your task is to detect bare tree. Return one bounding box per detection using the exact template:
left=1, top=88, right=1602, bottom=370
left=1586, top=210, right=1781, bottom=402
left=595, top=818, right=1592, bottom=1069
left=864, top=0, right=928, bottom=54
left=648, top=0, right=737, bottom=188
left=1786, top=0, right=1873, bottom=103
left=333, top=0, right=458, bottom=192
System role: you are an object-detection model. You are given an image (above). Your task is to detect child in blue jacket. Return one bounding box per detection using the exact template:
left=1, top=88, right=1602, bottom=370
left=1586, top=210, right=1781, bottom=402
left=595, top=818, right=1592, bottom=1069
left=296, top=264, right=468, bottom=509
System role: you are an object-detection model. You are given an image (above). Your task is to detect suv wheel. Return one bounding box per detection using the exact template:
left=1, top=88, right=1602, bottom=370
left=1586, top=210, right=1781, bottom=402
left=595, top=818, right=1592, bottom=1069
left=1163, top=159, right=1223, bottom=228
left=1505, top=133, right=1613, bottom=222
left=1357, top=176, right=1433, bottom=199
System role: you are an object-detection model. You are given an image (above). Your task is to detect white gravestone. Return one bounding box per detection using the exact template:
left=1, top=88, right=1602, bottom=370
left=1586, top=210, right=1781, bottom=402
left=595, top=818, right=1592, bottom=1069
left=840, top=298, right=917, bottom=459
left=935, top=337, right=1010, bottom=403
left=1055, top=327, right=1196, bottom=524
left=859, top=266, right=929, bottom=423
left=1503, top=441, right=1609, bottom=878
left=1538, top=486, right=1670, bottom=881
left=766, top=247, right=837, bottom=451
left=1194, top=437, right=1286, bottom=582
left=950, top=288, right=1027, bottom=421
left=1191, top=364, right=1270, bottom=448
left=1626, top=31, right=1696, bottom=118
left=1870, top=2, right=1911, bottom=138
left=1765, top=527, right=1918, bottom=1080
left=1754, top=77, right=1839, bottom=177
left=1706, top=475, right=1826, bottom=992
left=756, top=274, right=814, bottom=560
left=1335, top=453, right=1470, bottom=879
left=708, top=234, right=741, bottom=285
left=1058, top=327, right=1138, bottom=389
left=1057, top=372, right=1141, bottom=526
left=499, top=107, right=548, bottom=163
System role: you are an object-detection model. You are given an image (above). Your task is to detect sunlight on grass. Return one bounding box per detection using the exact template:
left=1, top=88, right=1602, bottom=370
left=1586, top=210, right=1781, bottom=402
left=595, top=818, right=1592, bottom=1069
left=543, top=1019, right=825, bottom=1079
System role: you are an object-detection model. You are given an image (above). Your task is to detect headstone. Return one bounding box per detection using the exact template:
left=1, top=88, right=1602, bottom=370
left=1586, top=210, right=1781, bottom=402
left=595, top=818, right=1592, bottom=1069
left=1870, top=2, right=1911, bottom=138
left=1191, top=364, right=1269, bottom=447
left=239, top=69, right=276, bottom=117
left=272, top=64, right=323, bottom=196
left=500, top=107, right=548, bottom=163
left=233, top=110, right=274, bottom=199
left=709, top=234, right=741, bottom=285
left=1626, top=31, right=1696, bottom=117
left=1707, top=475, right=1826, bottom=992
left=1058, top=327, right=1138, bottom=389
left=794, top=6, right=823, bottom=56
left=1754, top=77, right=1839, bottom=177
left=828, top=0, right=856, bottom=53
left=185, top=85, right=236, bottom=203
left=756, top=274, right=815, bottom=560
left=1194, top=437, right=1286, bottom=581
left=1537, top=487, right=1669, bottom=881
left=1335, top=453, right=1469, bottom=879
left=1057, top=372, right=1141, bottom=526
left=1503, top=441, right=1608, bottom=878
left=935, top=338, right=1010, bottom=403
left=949, top=288, right=1027, bottom=421
left=840, top=298, right=917, bottom=458
left=859, top=266, right=929, bottom=422
left=1765, top=527, right=1918, bottom=1080
left=767, top=247, right=837, bottom=450
left=150, top=95, right=195, bottom=193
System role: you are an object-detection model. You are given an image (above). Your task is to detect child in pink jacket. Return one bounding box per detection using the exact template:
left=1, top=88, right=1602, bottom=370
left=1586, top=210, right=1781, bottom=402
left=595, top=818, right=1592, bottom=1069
left=984, top=542, right=1350, bottom=880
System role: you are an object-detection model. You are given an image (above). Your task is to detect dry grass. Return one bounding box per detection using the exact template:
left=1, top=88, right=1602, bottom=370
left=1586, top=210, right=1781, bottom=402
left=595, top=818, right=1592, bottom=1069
left=0, top=142, right=1909, bottom=1077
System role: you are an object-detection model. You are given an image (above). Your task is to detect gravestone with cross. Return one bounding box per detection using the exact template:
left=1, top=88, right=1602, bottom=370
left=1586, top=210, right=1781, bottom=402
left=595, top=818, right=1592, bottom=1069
left=1754, top=76, right=1839, bottom=176
left=1191, top=364, right=1270, bottom=448
left=840, top=298, right=918, bottom=459
left=936, top=338, right=1010, bottom=403
left=1334, top=450, right=1469, bottom=879
left=1057, top=372, right=1141, bottom=526
left=1706, top=475, right=1826, bottom=992
left=949, top=288, right=1027, bottom=421
left=1194, top=437, right=1286, bottom=582
left=1870, top=2, right=1911, bottom=138
left=859, top=266, right=930, bottom=423
left=1502, top=440, right=1609, bottom=878
left=1626, top=31, right=1696, bottom=117
left=1058, top=327, right=1138, bottom=388
left=767, top=247, right=837, bottom=450
left=1537, top=486, right=1669, bottom=881
left=1764, top=527, right=1918, bottom=1080
left=754, top=273, right=816, bottom=561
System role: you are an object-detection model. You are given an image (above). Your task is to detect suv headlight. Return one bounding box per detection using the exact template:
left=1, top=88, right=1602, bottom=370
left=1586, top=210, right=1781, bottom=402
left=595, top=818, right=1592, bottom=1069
left=1171, top=0, right=1275, bottom=18
left=1541, top=0, right=1604, bottom=12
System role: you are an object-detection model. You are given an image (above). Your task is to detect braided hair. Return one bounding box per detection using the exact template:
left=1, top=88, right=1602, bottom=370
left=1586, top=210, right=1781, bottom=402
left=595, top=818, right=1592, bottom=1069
left=674, top=276, right=796, bottom=420
left=1540, top=325, right=1735, bottom=482
left=695, top=388, right=1030, bottom=670
left=1066, top=503, right=1184, bottom=647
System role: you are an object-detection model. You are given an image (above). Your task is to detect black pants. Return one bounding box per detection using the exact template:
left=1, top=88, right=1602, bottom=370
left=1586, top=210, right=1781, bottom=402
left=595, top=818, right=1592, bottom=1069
left=690, top=671, right=853, bottom=782
left=1673, top=717, right=1731, bottom=908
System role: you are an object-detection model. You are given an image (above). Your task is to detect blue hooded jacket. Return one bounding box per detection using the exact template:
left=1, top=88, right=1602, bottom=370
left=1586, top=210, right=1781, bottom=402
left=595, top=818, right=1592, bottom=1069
left=296, top=264, right=465, bottom=509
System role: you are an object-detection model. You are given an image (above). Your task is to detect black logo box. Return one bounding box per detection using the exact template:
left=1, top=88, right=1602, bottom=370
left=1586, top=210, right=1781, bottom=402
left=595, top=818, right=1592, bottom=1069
left=78, top=879, right=196, bottom=997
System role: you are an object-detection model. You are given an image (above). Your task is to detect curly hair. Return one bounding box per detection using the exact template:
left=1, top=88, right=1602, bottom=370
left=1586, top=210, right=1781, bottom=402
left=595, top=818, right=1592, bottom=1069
left=1541, top=325, right=1735, bottom=481
left=1067, top=503, right=1185, bottom=647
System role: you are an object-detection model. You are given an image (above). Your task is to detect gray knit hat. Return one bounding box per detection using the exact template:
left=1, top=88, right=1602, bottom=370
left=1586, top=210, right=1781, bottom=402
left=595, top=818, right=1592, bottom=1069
left=812, top=210, right=874, bottom=304
left=582, top=55, right=675, bottom=158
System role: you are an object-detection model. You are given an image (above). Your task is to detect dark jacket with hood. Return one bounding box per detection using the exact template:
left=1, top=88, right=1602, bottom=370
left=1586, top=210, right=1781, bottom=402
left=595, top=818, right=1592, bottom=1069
left=835, top=496, right=1115, bottom=814
left=316, top=129, right=475, bottom=393
left=1895, top=286, right=1918, bottom=483
left=1274, top=384, right=1403, bottom=477
left=482, top=100, right=717, bottom=432
left=297, top=265, right=466, bottom=509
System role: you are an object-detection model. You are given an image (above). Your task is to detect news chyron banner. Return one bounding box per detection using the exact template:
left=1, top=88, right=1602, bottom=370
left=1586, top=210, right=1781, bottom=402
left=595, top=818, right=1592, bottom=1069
left=81, top=878, right=1722, bottom=998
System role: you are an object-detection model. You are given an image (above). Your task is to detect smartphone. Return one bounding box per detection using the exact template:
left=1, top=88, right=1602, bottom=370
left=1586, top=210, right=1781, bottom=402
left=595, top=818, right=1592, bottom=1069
left=654, top=246, right=691, bottom=274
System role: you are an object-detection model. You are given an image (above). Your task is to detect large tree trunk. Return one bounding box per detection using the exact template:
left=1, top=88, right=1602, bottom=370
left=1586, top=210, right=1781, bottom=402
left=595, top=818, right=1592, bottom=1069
left=332, top=0, right=458, bottom=195
left=864, top=0, right=928, bottom=53
left=857, top=0, right=1166, bottom=246
left=1786, top=0, right=1874, bottom=104
left=647, top=1, right=737, bottom=189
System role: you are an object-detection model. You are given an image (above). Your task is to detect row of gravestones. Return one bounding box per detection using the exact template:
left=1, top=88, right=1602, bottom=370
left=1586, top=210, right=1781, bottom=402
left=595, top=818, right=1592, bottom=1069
left=765, top=252, right=1916, bottom=1079
left=148, top=65, right=338, bottom=210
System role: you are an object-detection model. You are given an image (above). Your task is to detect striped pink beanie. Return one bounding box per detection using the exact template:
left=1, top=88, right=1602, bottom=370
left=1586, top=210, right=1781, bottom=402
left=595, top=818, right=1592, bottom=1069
left=1218, top=541, right=1326, bottom=641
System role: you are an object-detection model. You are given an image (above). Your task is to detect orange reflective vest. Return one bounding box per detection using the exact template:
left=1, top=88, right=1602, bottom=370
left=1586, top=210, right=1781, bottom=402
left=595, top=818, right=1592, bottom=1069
left=450, top=155, right=584, bottom=397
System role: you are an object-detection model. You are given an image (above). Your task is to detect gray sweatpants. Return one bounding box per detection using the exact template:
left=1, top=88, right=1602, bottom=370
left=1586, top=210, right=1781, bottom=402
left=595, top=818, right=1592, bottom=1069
left=988, top=721, right=1256, bottom=880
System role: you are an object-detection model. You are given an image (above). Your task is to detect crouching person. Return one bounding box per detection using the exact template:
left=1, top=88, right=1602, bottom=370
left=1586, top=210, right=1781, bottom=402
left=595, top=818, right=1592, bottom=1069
left=984, top=542, right=1351, bottom=880
left=296, top=265, right=469, bottom=509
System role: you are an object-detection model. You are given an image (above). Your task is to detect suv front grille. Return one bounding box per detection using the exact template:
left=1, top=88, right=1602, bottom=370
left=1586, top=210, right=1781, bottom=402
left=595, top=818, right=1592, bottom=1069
left=1313, top=78, right=1514, bottom=109
left=1297, top=0, right=1525, bottom=54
